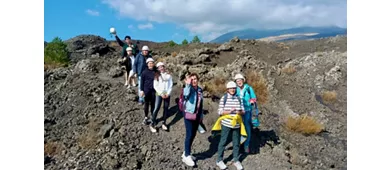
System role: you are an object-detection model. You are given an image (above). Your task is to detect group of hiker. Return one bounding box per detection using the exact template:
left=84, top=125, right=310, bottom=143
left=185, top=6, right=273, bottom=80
left=110, top=28, right=260, bottom=170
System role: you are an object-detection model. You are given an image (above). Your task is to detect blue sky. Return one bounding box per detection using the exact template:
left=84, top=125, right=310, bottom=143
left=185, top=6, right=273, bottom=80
left=45, top=0, right=347, bottom=43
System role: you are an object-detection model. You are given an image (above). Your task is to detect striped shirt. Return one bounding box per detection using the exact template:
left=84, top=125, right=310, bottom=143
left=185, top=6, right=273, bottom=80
left=218, top=93, right=245, bottom=128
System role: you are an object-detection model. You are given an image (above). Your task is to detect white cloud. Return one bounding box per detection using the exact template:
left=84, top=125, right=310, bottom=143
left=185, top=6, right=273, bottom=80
left=86, top=9, right=100, bottom=16
left=138, top=23, right=154, bottom=30
left=103, top=0, right=346, bottom=41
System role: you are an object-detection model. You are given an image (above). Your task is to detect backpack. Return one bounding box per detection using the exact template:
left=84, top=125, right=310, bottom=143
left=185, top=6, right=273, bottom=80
left=222, top=93, right=242, bottom=109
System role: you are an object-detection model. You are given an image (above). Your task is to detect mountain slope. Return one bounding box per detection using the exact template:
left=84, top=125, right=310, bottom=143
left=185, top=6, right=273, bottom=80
left=210, top=26, right=347, bottom=43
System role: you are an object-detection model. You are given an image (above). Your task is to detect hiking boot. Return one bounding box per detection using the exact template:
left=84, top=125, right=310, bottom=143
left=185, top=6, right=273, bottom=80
left=162, top=124, right=168, bottom=131
left=216, top=161, right=227, bottom=169
left=182, top=155, right=195, bottom=167
left=233, top=161, right=244, bottom=170
left=150, top=125, right=157, bottom=133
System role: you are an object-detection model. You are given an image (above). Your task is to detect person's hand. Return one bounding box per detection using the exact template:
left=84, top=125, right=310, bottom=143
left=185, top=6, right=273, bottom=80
left=249, top=99, right=256, bottom=104
left=122, top=57, right=127, bottom=62
left=185, top=76, right=192, bottom=85
left=140, top=91, right=144, bottom=97
left=134, top=73, right=137, bottom=77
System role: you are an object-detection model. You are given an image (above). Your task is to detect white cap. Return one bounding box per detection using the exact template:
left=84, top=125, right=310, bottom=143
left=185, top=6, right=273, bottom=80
left=110, top=27, right=116, bottom=34
left=234, top=73, right=245, bottom=81
left=126, top=47, right=132, bottom=51
left=156, top=62, right=164, bottom=67
left=142, top=46, right=150, bottom=51
left=226, top=81, right=237, bottom=88
left=146, top=58, right=154, bottom=63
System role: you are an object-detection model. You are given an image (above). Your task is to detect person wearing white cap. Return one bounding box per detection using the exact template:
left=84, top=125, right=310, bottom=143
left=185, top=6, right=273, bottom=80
left=110, top=27, right=139, bottom=57
left=150, top=62, right=173, bottom=132
left=214, top=81, right=245, bottom=170
left=140, top=58, right=157, bottom=127
left=234, top=73, right=257, bottom=154
left=133, top=45, right=152, bottom=104
left=122, top=47, right=137, bottom=88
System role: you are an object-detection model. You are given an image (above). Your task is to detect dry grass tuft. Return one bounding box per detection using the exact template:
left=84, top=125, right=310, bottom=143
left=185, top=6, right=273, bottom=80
left=322, top=91, right=337, bottom=103
left=203, top=77, right=227, bottom=97
left=44, top=63, right=65, bottom=71
left=156, top=57, right=165, bottom=63
left=44, top=141, right=63, bottom=156
left=109, top=41, right=120, bottom=48
left=171, top=51, right=178, bottom=57
left=77, top=118, right=102, bottom=149
left=245, top=70, right=269, bottom=105
left=281, top=65, right=297, bottom=75
left=285, top=114, right=324, bottom=135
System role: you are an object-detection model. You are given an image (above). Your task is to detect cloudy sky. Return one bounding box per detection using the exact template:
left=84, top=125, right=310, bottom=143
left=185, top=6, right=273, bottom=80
left=45, top=0, right=346, bottom=43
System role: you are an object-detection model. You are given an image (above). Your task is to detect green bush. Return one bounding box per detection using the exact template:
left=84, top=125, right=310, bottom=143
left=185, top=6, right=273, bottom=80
left=191, top=36, right=201, bottom=43
left=168, top=40, right=177, bottom=47
left=182, top=39, right=188, bottom=45
left=44, top=37, right=69, bottom=67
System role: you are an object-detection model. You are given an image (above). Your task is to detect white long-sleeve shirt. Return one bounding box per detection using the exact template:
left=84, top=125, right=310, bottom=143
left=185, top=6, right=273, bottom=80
left=153, top=72, right=173, bottom=96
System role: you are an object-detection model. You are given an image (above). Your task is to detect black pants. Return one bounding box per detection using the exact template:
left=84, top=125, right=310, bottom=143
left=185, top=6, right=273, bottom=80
left=151, top=95, right=170, bottom=126
left=144, top=92, right=156, bottom=118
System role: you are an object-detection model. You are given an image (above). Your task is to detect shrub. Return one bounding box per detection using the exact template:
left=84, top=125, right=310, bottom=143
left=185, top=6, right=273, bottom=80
left=182, top=39, right=188, bottom=45
left=203, top=77, right=227, bottom=97
left=77, top=118, right=101, bottom=149
left=322, top=91, right=337, bottom=103
left=191, top=36, right=201, bottom=43
left=44, top=37, right=69, bottom=68
left=171, top=51, right=178, bottom=57
left=244, top=70, right=269, bottom=105
left=285, top=114, right=324, bottom=135
left=281, top=65, right=296, bottom=75
left=168, top=40, right=177, bottom=47
left=44, top=141, right=63, bottom=156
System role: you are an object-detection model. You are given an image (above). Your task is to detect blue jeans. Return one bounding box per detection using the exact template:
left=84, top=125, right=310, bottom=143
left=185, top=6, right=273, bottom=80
left=151, top=95, right=170, bottom=126
left=138, top=76, right=144, bottom=102
left=184, top=117, right=200, bottom=156
left=243, top=110, right=252, bottom=148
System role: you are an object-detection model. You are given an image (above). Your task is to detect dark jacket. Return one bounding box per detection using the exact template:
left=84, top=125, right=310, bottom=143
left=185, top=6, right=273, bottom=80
left=140, top=68, right=156, bottom=95
left=133, top=53, right=152, bottom=75
left=115, top=35, right=139, bottom=57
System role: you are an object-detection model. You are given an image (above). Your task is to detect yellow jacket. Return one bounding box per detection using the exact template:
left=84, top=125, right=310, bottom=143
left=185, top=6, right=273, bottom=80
left=212, top=114, right=247, bottom=144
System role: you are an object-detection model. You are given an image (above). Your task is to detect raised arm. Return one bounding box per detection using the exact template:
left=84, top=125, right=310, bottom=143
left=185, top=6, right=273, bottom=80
left=114, top=35, right=125, bottom=47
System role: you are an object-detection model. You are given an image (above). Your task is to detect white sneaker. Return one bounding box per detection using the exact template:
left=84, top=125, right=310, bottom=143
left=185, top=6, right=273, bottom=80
left=150, top=125, right=157, bottom=133
left=182, top=155, right=195, bottom=167
left=162, top=124, right=168, bottom=131
left=233, top=161, right=244, bottom=170
left=216, top=161, right=227, bottom=169
left=181, top=151, right=196, bottom=161
left=198, top=126, right=206, bottom=134
left=132, top=82, right=137, bottom=87
left=126, top=85, right=131, bottom=89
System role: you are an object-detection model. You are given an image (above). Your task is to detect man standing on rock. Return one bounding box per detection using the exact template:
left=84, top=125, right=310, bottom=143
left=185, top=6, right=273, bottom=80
left=113, top=33, right=139, bottom=57
left=133, top=46, right=152, bottom=105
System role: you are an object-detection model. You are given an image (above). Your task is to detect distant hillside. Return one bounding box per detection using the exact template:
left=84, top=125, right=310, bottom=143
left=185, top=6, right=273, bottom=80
left=210, top=26, right=347, bottom=43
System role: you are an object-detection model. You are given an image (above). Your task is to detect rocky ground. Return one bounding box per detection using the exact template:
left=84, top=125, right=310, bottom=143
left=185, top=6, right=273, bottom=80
left=44, top=35, right=347, bottom=170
